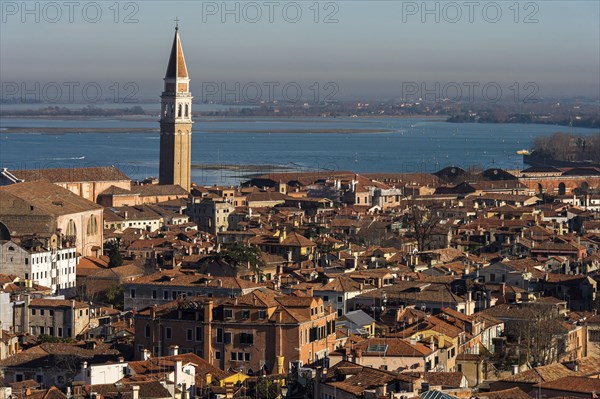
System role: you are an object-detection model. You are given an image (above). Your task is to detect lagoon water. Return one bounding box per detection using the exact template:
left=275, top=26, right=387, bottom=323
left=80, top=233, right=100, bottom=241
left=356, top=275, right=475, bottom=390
left=0, top=116, right=597, bottom=186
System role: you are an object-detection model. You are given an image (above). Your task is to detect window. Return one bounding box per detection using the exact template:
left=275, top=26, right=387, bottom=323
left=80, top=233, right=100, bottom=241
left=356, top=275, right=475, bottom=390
left=87, top=216, right=98, bottom=236
left=217, top=328, right=223, bottom=343
left=224, top=332, right=232, bottom=344
left=231, top=352, right=237, bottom=361
left=590, top=330, right=600, bottom=342
left=258, top=310, right=267, bottom=319
left=31, top=309, right=36, bottom=316
left=196, top=326, right=202, bottom=341
left=145, top=324, right=151, bottom=338
left=130, top=289, right=136, bottom=298
left=215, top=351, right=221, bottom=360
left=457, top=364, right=462, bottom=372
left=241, top=310, right=250, bottom=319
left=166, top=328, right=172, bottom=339
left=152, top=290, right=157, bottom=299
left=240, top=333, right=254, bottom=344
left=163, top=291, right=169, bottom=300
left=490, top=273, right=496, bottom=282
left=224, top=309, right=233, bottom=319
left=187, top=329, right=193, bottom=341
left=244, top=353, right=250, bottom=362
left=58, top=328, right=63, bottom=337
left=337, top=296, right=343, bottom=303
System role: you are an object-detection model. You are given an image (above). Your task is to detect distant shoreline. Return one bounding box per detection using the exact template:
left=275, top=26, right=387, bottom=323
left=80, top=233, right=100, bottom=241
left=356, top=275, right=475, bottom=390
left=0, top=127, right=396, bottom=134
left=192, top=164, right=294, bottom=171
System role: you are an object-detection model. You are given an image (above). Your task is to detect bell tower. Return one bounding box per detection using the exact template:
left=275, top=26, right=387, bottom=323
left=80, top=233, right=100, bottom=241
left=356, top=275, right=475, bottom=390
left=159, top=23, right=193, bottom=191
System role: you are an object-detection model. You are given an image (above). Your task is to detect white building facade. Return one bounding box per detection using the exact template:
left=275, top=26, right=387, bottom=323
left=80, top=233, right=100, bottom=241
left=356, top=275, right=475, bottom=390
left=0, top=241, right=77, bottom=294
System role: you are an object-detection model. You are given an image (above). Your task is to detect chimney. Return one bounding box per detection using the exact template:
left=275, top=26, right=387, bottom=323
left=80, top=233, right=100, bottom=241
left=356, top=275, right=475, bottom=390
left=169, top=345, right=179, bottom=356
left=512, top=364, right=519, bottom=375
left=131, top=385, right=139, bottom=399
left=142, top=349, right=151, bottom=361
left=355, top=348, right=363, bottom=361
left=150, top=304, right=157, bottom=319
left=174, top=360, right=182, bottom=385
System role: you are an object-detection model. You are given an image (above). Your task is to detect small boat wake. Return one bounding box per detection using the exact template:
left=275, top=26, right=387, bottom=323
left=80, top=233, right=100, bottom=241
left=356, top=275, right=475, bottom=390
left=43, top=156, right=86, bottom=161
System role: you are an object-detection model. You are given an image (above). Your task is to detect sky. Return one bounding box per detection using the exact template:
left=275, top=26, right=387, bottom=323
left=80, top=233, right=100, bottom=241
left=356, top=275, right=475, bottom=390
left=1, top=0, right=599, bottom=101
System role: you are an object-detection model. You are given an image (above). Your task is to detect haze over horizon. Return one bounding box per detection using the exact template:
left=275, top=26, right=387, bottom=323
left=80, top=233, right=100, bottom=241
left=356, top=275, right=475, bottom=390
left=1, top=0, right=599, bottom=101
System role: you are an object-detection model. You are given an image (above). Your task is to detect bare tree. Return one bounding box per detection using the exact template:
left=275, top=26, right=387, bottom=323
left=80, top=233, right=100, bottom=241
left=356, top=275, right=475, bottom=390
left=403, top=201, right=442, bottom=252
left=510, top=304, right=566, bottom=366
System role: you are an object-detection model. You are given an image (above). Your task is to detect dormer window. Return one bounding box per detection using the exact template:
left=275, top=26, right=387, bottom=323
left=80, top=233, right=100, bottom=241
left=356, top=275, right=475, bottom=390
left=224, top=309, right=233, bottom=319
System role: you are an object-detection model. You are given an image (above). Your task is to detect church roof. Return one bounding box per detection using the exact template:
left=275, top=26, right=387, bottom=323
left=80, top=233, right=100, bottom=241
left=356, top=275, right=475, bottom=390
left=165, top=26, right=189, bottom=79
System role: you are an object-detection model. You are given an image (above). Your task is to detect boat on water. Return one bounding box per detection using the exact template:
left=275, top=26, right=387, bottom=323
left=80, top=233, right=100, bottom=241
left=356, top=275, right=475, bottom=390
left=516, top=149, right=530, bottom=155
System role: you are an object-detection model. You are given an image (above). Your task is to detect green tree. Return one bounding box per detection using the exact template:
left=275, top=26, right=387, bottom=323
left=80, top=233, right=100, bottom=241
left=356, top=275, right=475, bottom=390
left=105, top=284, right=124, bottom=310
left=106, top=242, right=123, bottom=267
left=202, top=243, right=265, bottom=280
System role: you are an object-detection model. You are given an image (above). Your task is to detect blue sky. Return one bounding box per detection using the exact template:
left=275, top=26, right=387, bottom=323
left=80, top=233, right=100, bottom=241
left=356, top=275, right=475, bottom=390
left=1, top=1, right=599, bottom=100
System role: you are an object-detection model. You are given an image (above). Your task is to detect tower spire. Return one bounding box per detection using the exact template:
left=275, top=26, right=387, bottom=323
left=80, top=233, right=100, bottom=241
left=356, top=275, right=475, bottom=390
left=165, top=21, right=188, bottom=79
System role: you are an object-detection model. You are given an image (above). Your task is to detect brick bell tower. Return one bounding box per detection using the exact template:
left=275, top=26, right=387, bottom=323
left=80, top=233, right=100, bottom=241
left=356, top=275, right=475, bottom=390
left=159, top=23, right=193, bottom=191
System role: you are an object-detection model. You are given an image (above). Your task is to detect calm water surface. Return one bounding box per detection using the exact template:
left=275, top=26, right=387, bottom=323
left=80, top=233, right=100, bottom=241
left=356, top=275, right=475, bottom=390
left=0, top=116, right=597, bottom=185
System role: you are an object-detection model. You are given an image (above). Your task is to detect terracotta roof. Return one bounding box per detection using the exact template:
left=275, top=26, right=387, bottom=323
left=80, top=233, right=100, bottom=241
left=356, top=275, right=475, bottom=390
left=423, top=372, right=465, bottom=388
left=534, top=376, right=600, bottom=394
left=30, top=298, right=88, bottom=309
left=0, top=181, right=102, bottom=216
left=348, top=337, right=432, bottom=357
left=129, top=269, right=261, bottom=290
left=130, top=184, right=188, bottom=196
left=11, top=166, right=130, bottom=183
left=475, top=387, right=531, bottom=399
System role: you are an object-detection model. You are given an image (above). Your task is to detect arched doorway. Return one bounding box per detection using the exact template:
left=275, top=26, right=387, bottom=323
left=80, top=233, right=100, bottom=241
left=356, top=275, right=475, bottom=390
left=538, top=183, right=544, bottom=195
left=0, top=222, right=10, bottom=241
left=558, top=182, right=566, bottom=196
left=580, top=181, right=589, bottom=194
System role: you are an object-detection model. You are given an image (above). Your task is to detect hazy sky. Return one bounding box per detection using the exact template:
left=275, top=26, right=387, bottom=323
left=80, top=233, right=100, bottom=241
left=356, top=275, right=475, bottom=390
left=1, top=0, right=599, bottom=101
